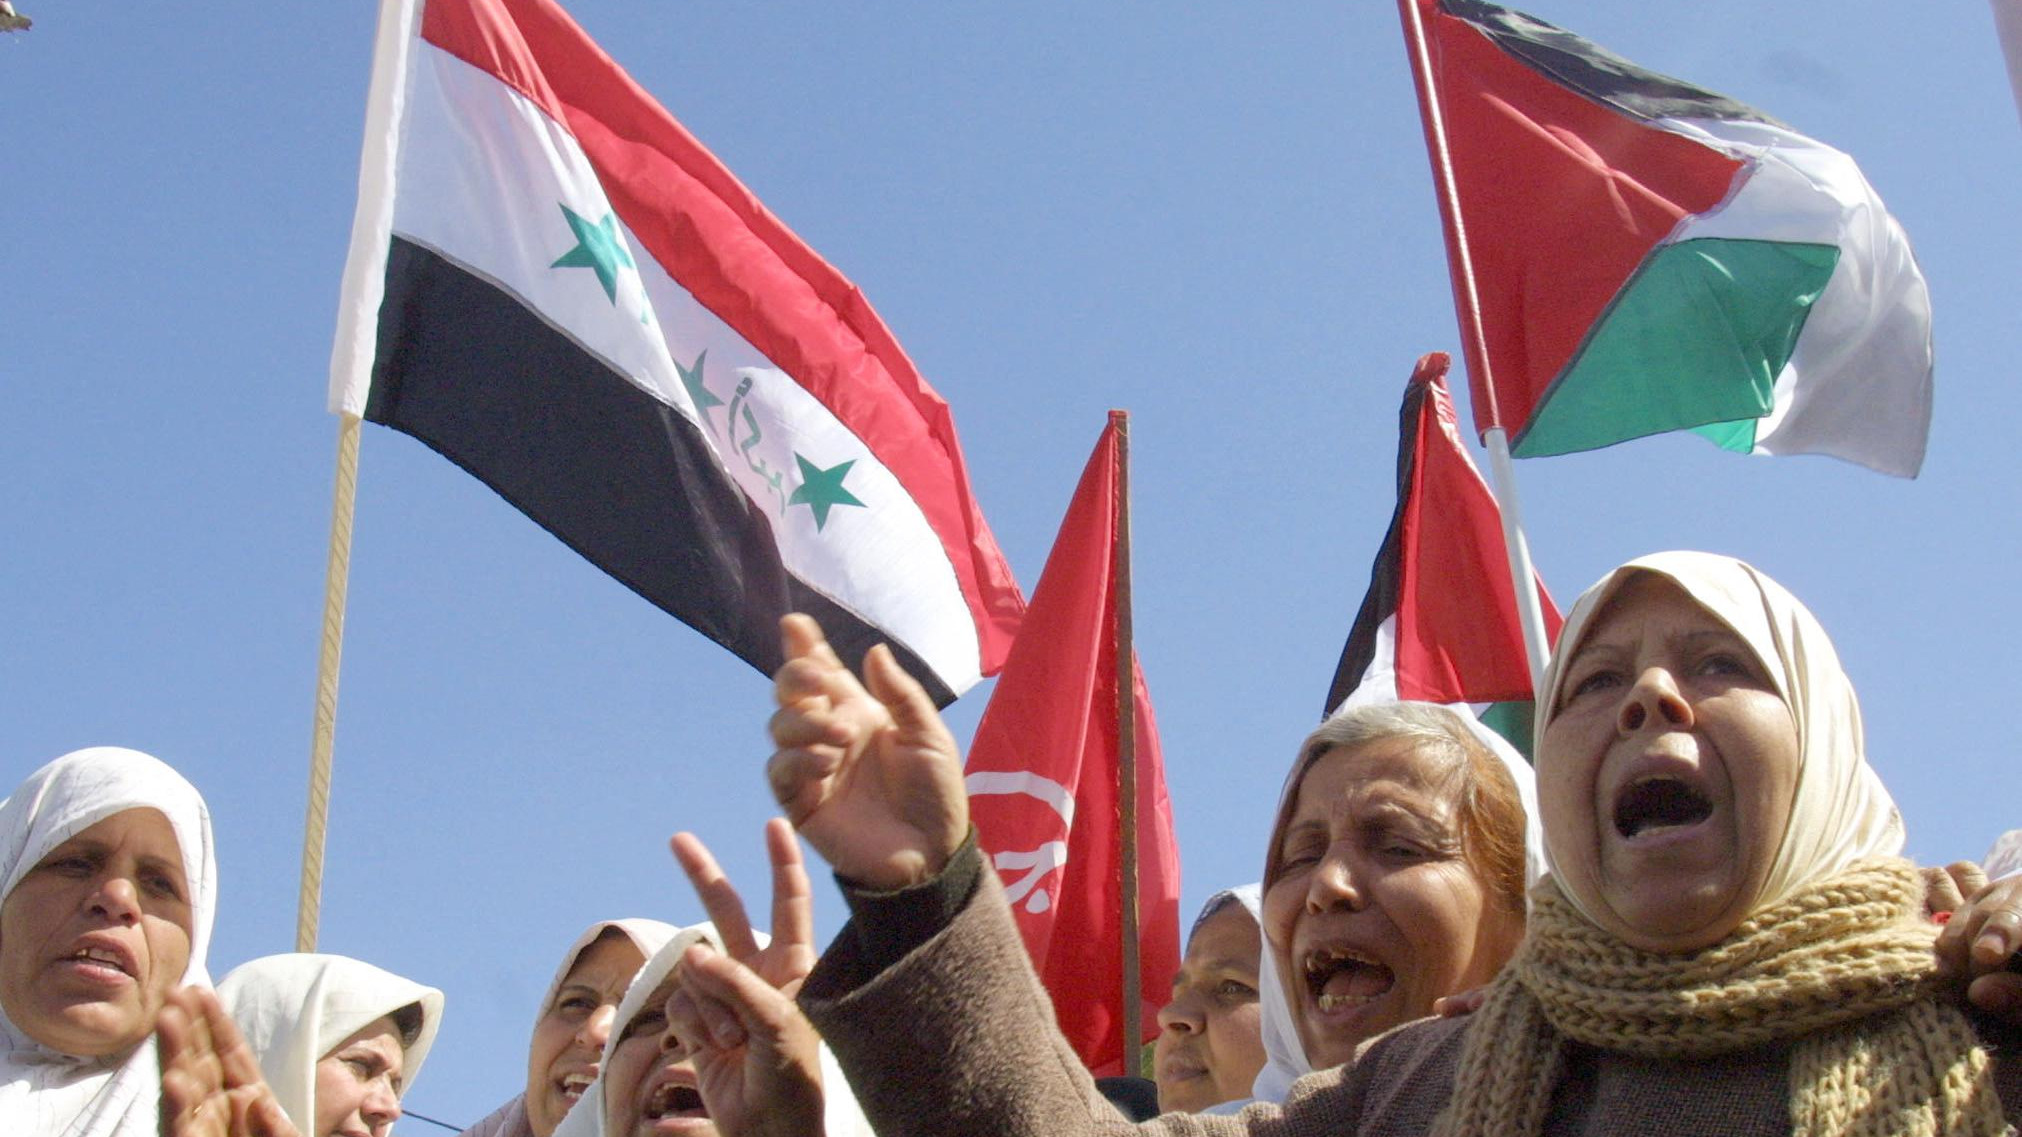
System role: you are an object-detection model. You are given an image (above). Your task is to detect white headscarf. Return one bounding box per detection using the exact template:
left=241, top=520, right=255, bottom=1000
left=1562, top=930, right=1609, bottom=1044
left=1985, top=829, right=2022, bottom=883
left=216, top=954, right=443, bottom=1136
left=549, top=926, right=874, bottom=1137
left=1173, top=885, right=1266, bottom=1117
left=1535, top=551, right=1904, bottom=928
left=1249, top=703, right=1543, bottom=1104
left=458, top=919, right=681, bottom=1137
left=0, top=747, right=218, bottom=1137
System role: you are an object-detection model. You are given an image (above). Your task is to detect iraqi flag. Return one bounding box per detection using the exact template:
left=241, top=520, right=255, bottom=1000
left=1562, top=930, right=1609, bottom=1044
left=1406, top=0, right=1933, bottom=477
left=329, top=0, right=1023, bottom=703
left=1324, top=353, right=1562, bottom=753
left=964, top=415, right=1180, bottom=1076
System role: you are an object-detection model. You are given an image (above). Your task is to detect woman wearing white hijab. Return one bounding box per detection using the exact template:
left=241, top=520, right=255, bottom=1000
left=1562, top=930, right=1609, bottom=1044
left=216, top=954, right=443, bottom=1137
left=1246, top=700, right=1544, bottom=1106
left=549, top=821, right=873, bottom=1137
left=0, top=746, right=217, bottom=1137
left=1154, top=885, right=1266, bottom=1114
left=460, top=919, right=680, bottom=1137
left=701, top=564, right=2017, bottom=1136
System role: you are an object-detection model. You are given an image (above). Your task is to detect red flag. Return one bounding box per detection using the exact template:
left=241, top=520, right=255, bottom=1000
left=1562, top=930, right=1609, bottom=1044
left=964, top=417, right=1180, bottom=1076
left=1325, top=354, right=1561, bottom=738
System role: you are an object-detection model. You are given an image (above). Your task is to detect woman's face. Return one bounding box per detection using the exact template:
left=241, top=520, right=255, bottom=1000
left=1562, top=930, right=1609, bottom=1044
left=525, top=933, right=646, bottom=1137
left=602, top=974, right=713, bottom=1137
left=313, top=1015, right=406, bottom=1137
left=0, top=807, right=193, bottom=1057
left=1261, top=740, right=1522, bottom=1070
left=1153, top=903, right=1265, bottom=1112
left=1538, top=574, right=1800, bottom=953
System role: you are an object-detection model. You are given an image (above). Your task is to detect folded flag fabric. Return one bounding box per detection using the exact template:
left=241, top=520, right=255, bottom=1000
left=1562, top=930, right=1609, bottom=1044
left=1409, top=0, right=1933, bottom=477
left=329, top=0, right=1023, bottom=702
left=1325, top=353, right=1562, bottom=754
left=1997, top=0, right=2022, bottom=127
left=964, top=416, right=1180, bottom=1076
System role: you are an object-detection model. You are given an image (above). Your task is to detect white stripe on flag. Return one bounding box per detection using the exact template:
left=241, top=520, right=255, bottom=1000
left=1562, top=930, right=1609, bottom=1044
left=1662, top=118, right=1930, bottom=477
left=379, top=42, right=982, bottom=687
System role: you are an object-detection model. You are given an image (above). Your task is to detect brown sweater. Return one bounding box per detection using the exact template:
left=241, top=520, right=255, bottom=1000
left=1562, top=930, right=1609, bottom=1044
left=800, top=853, right=2022, bottom=1137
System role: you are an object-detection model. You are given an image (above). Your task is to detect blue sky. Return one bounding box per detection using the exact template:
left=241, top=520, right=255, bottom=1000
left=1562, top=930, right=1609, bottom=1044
left=3, top=0, right=2018, bottom=1127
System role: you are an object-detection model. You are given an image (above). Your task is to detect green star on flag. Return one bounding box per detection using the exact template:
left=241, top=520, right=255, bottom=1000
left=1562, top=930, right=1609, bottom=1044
left=676, top=349, right=724, bottom=432
left=551, top=203, right=635, bottom=303
left=789, top=454, right=866, bottom=530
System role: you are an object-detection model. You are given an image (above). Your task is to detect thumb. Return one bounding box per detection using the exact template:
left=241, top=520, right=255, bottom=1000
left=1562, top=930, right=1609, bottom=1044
left=862, top=644, right=942, bottom=733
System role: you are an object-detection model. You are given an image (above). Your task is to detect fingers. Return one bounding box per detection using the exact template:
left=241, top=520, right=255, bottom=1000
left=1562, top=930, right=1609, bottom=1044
left=1969, top=902, right=2022, bottom=970
left=1925, top=863, right=1971, bottom=917
left=1967, top=972, right=2022, bottom=1022
left=765, top=746, right=842, bottom=826
left=671, top=832, right=760, bottom=964
left=666, top=945, right=752, bottom=1052
left=1433, top=986, right=1489, bottom=1018
left=678, top=943, right=802, bottom=1043
left=862, top=643, right=944, bottom=736
left=765, top=817, right=815, bottom=966
left=192, top=988, right=268, bottom=1089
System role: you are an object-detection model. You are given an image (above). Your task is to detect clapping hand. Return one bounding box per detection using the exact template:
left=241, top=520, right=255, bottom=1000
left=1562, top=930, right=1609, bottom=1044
left=157, top=987, right=300, bottom=1137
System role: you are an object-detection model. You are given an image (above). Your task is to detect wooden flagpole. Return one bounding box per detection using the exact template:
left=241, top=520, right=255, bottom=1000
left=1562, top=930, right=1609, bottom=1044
left=1110, top=408, right=1145, bottom=1078
left=1397, top=0, right=1551, bottom=691
left=297, top=413, right=363, bottom=952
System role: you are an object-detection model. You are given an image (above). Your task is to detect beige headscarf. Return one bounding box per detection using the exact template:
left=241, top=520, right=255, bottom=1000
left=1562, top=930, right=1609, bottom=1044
left=0, top=747, right=218, bottom=1137
left=217, top=953, right=443, bottom=1137
left=457, top=919, right=681, bottom=1137
left=1534, top=550, right=1904, bottom=919
left=1433, top=552, right=2001, bottom=1137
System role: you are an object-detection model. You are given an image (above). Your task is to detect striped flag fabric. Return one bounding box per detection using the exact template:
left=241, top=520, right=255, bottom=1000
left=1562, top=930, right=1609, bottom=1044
left=963, top=416, right=1180, bottom=1077
left=1407, top=0, right=1933, bottom=477
left=1324, top=353, right=1561, bottom=752
left=329, top=0, right=1023, bottom=703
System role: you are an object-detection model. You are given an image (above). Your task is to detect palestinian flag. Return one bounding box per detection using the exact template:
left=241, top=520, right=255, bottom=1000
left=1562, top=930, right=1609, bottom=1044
left=1324, top=353, right=1562, bottom=754
left=1406, top=0, right=1933, bottom=477
left=329, top=0, right=1023, bottom=703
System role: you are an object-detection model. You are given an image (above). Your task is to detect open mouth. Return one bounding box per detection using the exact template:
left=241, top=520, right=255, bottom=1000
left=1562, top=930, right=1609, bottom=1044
left=559, top=1071, right=596, bottom=1103
left=645, top=1083, right=707, bottom=1121
left=1302, top=946, right=1394, bottom=1012
left=65, top=943, right=135, bottom=979
left=1612, top=777, right=1714, bottom=839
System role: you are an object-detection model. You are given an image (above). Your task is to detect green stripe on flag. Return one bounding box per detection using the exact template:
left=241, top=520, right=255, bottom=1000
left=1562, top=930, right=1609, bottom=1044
left=1514, top=238, right=1839, bottom=458
left=1479, top=700, right=1537, bottom=763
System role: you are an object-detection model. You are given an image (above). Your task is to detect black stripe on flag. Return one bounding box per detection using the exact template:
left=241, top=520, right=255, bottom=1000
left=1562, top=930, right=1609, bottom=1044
left=364, top=237, right=958, bottom=706
left=1439, top=0, right=1778, bottom=127
left=1322, top=376, right=1428, bottom=718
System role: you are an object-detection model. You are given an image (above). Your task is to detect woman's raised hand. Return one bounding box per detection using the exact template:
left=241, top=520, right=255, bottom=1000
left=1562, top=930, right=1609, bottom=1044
left=157, top=987, right=300, bottom=1137
left=666, top=942, right=827, bottom=1137
left=765, top=614, right=967, bottom=890
left=671, top=818, right=815, bottom=998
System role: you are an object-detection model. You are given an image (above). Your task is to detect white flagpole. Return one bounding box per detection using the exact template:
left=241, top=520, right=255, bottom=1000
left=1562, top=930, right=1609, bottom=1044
left=297, top=413, right=363, bottom=952
left=1398, top=0, right=1550, bottom=691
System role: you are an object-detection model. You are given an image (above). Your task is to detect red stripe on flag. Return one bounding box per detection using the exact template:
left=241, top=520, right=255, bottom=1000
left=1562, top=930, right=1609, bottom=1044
left=1420, top=0, right=1743, bottom=438
left=420, top=0, right=1022, bottom=673
left=1395, top=353, right=1560, bottom=703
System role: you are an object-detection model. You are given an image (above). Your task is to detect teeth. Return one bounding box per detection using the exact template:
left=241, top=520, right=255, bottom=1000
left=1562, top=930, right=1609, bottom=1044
left=72, top=948, right=127, bottom=972
left=1316, top=992, right=1379, bottom=1011
left=1303, top=946, right=1380, bottom=976
left=561, top=1073, right=594, bottom=1099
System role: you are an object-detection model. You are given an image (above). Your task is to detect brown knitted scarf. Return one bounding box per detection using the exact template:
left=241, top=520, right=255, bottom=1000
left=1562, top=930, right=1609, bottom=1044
left=1432, top=857, right=2006, bottom=1137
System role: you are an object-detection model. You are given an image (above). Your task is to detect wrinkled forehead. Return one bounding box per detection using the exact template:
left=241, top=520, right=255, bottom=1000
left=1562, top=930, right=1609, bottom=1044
left=1544, top=563, right=1788, bottom=718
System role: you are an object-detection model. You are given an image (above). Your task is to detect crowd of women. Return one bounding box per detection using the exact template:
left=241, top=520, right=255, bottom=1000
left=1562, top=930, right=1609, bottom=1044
left=4, top=551, right=2020, bottom=1137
